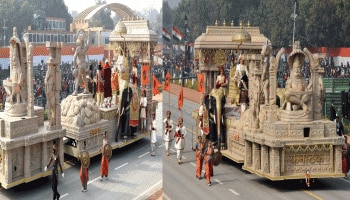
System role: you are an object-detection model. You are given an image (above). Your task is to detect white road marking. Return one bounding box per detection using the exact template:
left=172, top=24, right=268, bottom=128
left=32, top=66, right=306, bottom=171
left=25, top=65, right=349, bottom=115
left=170, top=148, right=175, bottom=152
left=115, top=163, right=129, bottom=171
left=139, top=152, right=149, bottom=158
left=182, top=156, right=186, bottom=159
left=88, top=177, right=101, bottom=184
left=214, top=178, right=223, bottom=185
left=132, top=180, right=162, bottom=200
left=60, top=193, right=69, bottom=199
left=190, top=162, right=196, bottom=167
left=158, top=144, right=163, bottom=148
left=229, top=189, right=240, bottom=196
left=341, top=177, right=350, bottom=183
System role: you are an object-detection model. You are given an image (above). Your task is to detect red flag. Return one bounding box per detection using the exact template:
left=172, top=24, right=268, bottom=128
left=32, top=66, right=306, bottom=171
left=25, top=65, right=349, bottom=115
left=141, top=65, right=150, bottom=85
left=197, top=73, right=204, bottom=93
left=152, top=75, right=160, bottom=95
left=178, top=86, right=183, bottom=110
left=164, top=71, right=170, bottom=91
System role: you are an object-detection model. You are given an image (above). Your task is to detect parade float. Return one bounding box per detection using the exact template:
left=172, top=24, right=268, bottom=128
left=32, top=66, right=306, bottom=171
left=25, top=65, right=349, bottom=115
left=63, top=18, right=158, bottom=160
left=0, top=15, right=158, bottom=189
left=192, top=21, right=344, bottom=185
left=0, top=28, right=65, bottom=189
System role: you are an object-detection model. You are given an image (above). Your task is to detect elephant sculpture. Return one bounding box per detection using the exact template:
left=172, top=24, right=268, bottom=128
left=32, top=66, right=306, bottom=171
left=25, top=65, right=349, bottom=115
left=204, top=88, right=226, bottom=150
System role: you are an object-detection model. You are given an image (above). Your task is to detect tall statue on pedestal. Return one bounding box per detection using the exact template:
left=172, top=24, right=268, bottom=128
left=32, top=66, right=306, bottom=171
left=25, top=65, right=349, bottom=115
left=72, top=29, right=90, bottom=96
left=3, top=27, right=27, bottom=116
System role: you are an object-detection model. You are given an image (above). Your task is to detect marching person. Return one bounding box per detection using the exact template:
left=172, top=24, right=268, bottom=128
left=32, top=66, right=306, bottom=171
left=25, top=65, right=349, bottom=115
left=140, top=89, right=147, bottom=133
left=45, top=142, right=64, bottom=200
left=80, top=141, right=89, bottom=192
left=150, top=112, right=157, bottom=156
left=195, top=136, right=204, bottom=179
left=174, top=117, right=187, bottom=164
left=100, top=131, right=109, bottom=181
left=204, top=140, right=213, bottom=186
left=163, top=110, right=174, bottom=156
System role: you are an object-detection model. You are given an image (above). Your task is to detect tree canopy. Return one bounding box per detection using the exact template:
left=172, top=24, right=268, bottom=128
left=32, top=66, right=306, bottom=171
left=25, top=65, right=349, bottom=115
left=164, top=0, right=350, bottom=48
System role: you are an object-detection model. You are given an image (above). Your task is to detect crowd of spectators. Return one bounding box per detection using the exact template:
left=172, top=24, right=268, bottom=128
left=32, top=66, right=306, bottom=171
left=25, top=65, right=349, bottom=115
left=0, top=58, right=163, bottom=110
left=0, top=56, right=349, bottom=110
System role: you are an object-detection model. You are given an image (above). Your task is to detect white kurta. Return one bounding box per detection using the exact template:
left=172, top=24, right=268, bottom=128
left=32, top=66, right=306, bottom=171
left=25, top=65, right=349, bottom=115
left=163, top=119, right=173, bottom=142
left=174, top=126, right=187, bottom=150
left=150, top=119, right=157, bottom=143
left=140, top=96, right=147, bottom=119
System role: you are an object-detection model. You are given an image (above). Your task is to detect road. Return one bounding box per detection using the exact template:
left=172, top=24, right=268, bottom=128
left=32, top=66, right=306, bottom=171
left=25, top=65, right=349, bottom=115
left=163, top=92, right=350, bottom=200
left=0, top=100, right=163, bottom=200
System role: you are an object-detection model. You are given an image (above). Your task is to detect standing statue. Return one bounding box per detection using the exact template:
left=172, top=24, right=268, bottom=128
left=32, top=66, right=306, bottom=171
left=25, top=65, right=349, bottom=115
left=72, top=29, right=90, bottom=96
left=5, top=27, right=25, bottom=105
left=261, top=43, right=273, bottom=105
left=45, top=64, right=56, bottom=125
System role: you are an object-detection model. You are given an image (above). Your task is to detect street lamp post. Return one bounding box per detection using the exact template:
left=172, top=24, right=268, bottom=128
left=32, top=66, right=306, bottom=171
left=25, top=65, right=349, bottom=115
left=183, top=15, right=188, bottom=87
left=3, top=19, right=7, bottom=47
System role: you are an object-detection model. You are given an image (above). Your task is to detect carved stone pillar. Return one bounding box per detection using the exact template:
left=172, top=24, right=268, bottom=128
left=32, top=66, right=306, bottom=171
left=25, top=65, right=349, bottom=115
left=46, top=42, right=63, bottom=130
left=270, top=147, right=280, bottom=177
left=334, top=145, right=342, bottom=173
left=244, top=140, right=252, bottom=167
left=261, top=145, right=269, bottom=174
left=5, top=151, right=12, bottom=182
left=24, top=143, right=30, bottom=178
left=42, top=142, right=47, bottom=171
left=252, top=143, right=261, bottom=170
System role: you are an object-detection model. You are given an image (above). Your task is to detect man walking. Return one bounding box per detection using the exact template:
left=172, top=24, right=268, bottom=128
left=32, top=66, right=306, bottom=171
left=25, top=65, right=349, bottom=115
left=174, top=117, right=186, bottom=164
left=45, top=142, right=64, bottom=199
left=163, top=110, right=173, bottom=156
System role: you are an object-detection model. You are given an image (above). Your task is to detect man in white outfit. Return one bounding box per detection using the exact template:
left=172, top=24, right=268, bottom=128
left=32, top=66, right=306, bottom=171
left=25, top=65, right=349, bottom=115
left=150, top=112, right=157, bottom=156
left=174, top=117, right=187, bottom=164
left=163, top=110, right=173, bottom=156
left=140, top=89, right=147, bottom=132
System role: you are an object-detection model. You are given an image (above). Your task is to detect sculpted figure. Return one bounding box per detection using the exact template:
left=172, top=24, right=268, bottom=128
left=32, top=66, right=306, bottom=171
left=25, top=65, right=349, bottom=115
left=261, top=43, right=273, bottom=105
left=45, top=64, right=56, bottom=125
left=72, top=29, right=90, bottom=96
left=283, top=43, right=312, bottom=112
left=6, top=27, right=25, bottom=105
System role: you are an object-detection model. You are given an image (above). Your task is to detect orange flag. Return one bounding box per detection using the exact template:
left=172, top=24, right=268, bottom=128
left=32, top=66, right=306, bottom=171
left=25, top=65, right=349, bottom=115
left=152, top=75, right=160, bottom=95
left=197, top=73, right=204, bottom=93
left=178, top=86, right=183, bottom=110
left=164, top=71, right=170, bottom=91
left=141, top=65, right=150, bottom=85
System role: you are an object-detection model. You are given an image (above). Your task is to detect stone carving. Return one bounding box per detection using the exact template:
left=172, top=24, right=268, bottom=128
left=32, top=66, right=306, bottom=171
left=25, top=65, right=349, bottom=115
left=61, top=95, right=101, bottom=127
left=2, top=27, right=28, bottom=116
left=72, top=29, right=90, bottom=96
left=45, top=42, right=63, bottom=128
left=282, top=41, right=312, bottom=113
left=261, top=43, right=273, bottom=105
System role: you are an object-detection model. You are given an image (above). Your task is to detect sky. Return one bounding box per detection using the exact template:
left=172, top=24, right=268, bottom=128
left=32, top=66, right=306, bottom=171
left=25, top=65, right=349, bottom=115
left=63, top=0, right=162, bottom=14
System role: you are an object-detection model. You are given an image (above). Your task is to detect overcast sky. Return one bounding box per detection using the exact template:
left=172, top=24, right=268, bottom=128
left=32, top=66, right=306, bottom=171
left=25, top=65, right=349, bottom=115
left=63, top=0, right=162, bottom=14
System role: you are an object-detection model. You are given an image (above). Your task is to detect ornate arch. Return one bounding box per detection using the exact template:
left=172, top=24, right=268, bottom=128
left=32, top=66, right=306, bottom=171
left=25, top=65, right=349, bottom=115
left=72, top=3, right=137, bottom=31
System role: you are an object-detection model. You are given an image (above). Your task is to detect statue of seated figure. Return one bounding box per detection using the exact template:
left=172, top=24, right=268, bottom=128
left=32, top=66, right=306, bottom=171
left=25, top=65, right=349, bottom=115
left=283, top=52, right=312, bottom=112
